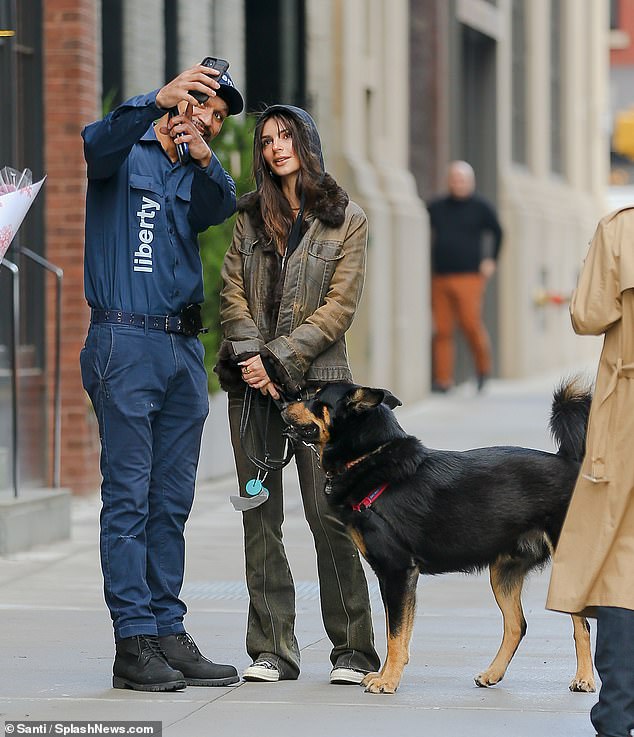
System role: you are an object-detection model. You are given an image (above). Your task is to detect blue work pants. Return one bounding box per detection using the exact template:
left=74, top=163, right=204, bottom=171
left=80, top=324, right=208, bottom=640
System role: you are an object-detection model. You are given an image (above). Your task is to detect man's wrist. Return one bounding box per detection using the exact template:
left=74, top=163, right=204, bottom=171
left=154, top=87, right=170, bottom=111
left=196, top=150, right=212, bottom=169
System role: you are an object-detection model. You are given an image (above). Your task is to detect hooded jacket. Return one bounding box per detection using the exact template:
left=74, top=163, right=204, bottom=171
left=216, top=105, right=367, bottom=396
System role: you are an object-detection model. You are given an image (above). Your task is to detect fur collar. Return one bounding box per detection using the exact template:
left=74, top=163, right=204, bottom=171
left=237, top=173, right=349, bottom=245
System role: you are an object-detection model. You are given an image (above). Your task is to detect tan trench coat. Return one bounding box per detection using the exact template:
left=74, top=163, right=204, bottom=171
left=547, top=207, right=634, bottom=617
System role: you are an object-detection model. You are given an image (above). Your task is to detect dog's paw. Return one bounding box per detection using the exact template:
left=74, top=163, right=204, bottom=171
left=569, top=677, right=596, bottom=693
left=362, top=672, right=398, bottom=694
left=474, top=670, right=502, bottom=688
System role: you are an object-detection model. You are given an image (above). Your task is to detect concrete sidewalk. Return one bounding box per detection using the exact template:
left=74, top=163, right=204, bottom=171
left=0, top=370, right=600, bottom=737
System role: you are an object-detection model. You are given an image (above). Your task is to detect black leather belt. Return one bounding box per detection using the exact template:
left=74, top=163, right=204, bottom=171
left=91, top=309, right=200, bottom=336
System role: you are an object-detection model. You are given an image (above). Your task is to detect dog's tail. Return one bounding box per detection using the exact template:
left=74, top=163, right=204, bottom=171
left=549, top=376, right=592, bottom=462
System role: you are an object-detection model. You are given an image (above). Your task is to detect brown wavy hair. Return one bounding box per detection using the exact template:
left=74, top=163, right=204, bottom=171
left=253, top=110, right=323, bottom=253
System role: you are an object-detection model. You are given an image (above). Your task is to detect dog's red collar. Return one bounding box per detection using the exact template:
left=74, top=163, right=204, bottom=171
left=352, top=483, right=389, bottom=512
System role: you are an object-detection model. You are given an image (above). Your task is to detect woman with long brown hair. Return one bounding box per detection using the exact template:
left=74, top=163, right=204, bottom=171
left=216, top=105, right=379, bottom=684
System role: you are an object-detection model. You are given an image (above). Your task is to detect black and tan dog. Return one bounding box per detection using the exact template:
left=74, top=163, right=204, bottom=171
left=281, top=379, right=596, bottom=694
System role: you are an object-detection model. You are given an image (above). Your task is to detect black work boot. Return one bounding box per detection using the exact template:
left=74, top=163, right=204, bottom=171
left=113, top=635, right=186, bottom=691
left=158, top=633, right=240, bottom=686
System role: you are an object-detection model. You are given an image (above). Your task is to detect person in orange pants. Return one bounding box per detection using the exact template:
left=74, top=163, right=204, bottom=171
left=427, top=161, right=502, bottom=392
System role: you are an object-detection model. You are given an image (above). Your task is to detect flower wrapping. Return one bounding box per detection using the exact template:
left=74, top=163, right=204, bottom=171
left=0, top=167, right=46, bottom=259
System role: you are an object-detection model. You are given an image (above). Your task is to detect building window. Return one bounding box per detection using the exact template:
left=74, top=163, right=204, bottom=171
left=245, top=0, right=306, bottom=111
left=610, top=0, right=619, bottom=30
left=511, top=0, right=527, bottom=165
left=164, top=0, right=178, bottom=84
left=550, top=0, right=564, bottom=175
left=0, top=0, right=46, bottom=491
left=1, top=0, right=45, bottom=356
left=0, top=0, right=15, bottom=171
left=102, top=0, right=123, bottom=110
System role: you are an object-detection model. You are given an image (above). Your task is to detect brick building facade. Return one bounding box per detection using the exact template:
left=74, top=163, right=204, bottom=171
left=1, top=0, right=609, bottom=496
left=44, top=0, right=101, bottom=493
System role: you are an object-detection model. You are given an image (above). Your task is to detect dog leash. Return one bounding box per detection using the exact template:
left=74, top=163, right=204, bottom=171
left=239, top=387, right=295, bottom=471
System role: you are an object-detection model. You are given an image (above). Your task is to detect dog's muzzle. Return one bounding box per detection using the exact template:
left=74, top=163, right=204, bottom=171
left=282, top=423, right=319, bottom=443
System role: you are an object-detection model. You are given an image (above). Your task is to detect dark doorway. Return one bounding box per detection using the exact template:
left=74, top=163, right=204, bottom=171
left=102, top=0, right=123, bottom=109
left=0, top=0, right=47, bottom=491
left=450, top=24, right=499, bottom=386
left=245, top=0, right=306, bottom=111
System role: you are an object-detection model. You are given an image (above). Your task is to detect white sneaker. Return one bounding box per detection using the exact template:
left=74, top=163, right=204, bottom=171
left=243, top=659, right=280, bottom=682
left=329, top=666, right=367, bottom=685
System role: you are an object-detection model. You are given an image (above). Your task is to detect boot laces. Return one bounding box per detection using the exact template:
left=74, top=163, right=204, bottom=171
left=138, top=635, right=167, bottom=660
left=175, top=632, right=200, bottom=655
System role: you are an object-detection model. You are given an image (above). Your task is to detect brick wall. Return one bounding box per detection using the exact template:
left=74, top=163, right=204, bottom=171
left=611, top=0, right=634, bottom=66
left=43, top=0, right=101, bottom=494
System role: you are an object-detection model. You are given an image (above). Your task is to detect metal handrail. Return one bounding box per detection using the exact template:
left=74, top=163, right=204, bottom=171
left=17, top=246, right=64, bottom=488
left=1, top=257, right=19, bottom=498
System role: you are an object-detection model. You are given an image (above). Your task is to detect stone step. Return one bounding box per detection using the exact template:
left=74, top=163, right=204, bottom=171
left=0, top=487, right=71, bottom=555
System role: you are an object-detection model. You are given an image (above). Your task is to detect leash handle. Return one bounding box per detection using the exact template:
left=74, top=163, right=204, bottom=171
left=239, top=387, right=295, bottom=472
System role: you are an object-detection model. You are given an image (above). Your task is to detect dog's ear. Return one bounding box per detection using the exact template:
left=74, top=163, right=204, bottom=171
left=381, top=389, right=402, bottom=409
left=346, top=387, right=402, bottom=412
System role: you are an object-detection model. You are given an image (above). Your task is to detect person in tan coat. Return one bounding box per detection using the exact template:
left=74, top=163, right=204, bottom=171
left=547, top=207, right=634, bottom=737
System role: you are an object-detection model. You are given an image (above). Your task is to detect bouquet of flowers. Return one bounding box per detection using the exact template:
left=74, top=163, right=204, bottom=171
left=0, top=166, right=46, bottom=260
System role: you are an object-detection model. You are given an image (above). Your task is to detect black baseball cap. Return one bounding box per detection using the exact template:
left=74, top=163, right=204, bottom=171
left=215, top=71, right=244, bottom=116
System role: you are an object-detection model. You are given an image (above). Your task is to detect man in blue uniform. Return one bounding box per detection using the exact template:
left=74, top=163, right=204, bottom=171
left=81, top=62, right=244, bottom=691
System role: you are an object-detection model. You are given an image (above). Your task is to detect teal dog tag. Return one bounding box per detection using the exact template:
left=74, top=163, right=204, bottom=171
left=246, top=478, right=263, bottom=496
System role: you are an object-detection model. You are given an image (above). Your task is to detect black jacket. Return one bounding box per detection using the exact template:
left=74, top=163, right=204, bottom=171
left=427, top=194, right=502, bottom=274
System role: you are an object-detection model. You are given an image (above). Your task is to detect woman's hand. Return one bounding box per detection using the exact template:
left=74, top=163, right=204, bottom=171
left=261, top=382, right=281, bottom=400
left=239, top=355, right=281, bottom=400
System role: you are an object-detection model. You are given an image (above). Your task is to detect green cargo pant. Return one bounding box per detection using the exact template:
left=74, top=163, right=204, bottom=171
left=228, top=390, right=380, bottom=680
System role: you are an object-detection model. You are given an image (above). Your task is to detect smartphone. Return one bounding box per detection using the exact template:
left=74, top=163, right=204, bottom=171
left=171, top=57, right=230, bottom=166
left=169, top=106, right=190, bottom=165
left=190, top=57, right=230, bottom=105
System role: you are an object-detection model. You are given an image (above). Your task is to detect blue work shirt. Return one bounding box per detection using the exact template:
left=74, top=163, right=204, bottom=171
left=82, top=90, right=237, bottom=316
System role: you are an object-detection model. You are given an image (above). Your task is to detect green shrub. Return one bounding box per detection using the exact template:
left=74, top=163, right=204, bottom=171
left=199, top=114, right=256, bottom=392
